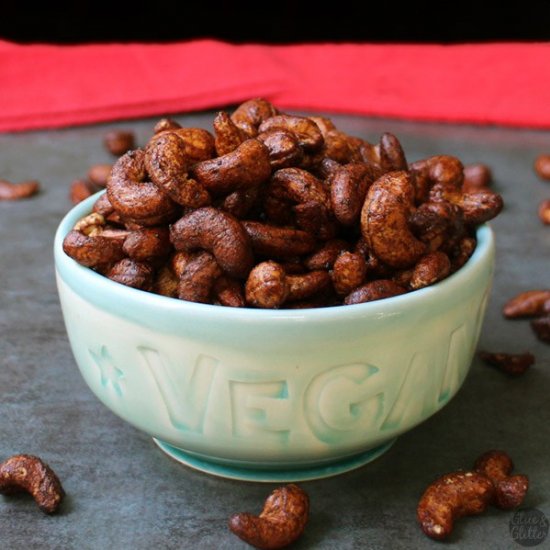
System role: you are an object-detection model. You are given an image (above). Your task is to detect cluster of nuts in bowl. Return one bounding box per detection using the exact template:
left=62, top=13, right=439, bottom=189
left=62, top=99, right=504, bottom=308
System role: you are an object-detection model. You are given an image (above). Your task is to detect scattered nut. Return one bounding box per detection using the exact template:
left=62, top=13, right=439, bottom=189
left=534, top=154, right=550, bottom=181
left=104, top=130, right=136, bottom=156
left=538, top=199, right=550, bottom=225
left=229, top=484, right=309, bottom=550
left=69, top=179, right=98, bottom=204
left=478, top=351, right=535, bottom=376
left=502, top=290, right=550, bottom=319
left=531, top=315, right=550, bottom=344
left=87, top=164, right=113, bottom=188
left=0, top=454, right=65, bottom=514
left=0, top=179, right=40, bottom=201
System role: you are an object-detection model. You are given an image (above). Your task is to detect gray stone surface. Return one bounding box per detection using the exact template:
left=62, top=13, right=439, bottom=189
left=0, top=112, right=549, bottom=550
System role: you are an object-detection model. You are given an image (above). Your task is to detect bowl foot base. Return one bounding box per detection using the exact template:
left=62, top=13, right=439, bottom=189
left=152, top=438, right=397, bottom=482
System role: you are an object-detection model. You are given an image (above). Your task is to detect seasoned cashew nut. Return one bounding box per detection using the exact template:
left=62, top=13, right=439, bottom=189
left=145, top=129, right=213, bottom=208
left=502, top=289, right=550, bottom=319
left=0, top=179, right=40, bottom=201
left=169, top=207, right=253, bottom=278
left=122, top=227, right=172, bottom=261
left=361, top=171, right=426, bottom=268
left=331, top=251, right=367, bottom=295
left=257, top=129, right=303, bottom=169
left=213, top=275, right=246, bottom=307
left=474, top=450, right=529, bottom=509
left=0, top=454, right=65, bottom=514
left=450, top=236, right=477, bottom=271
left=230, top=98, right=279, bottom=137
left=220, top=186, right=262, bottom=219
left=463, top=163, right=492, bottom=192
left=213, top=111, right=247, bottom=156
left=417, top=471, right=494, bottom=540
left=329, top=162, right=381, bottom=226
left=409, top=251, right=451, bottom=290
left=154, top=265, right=179, bottom=298
left=479, top=350, right=536, bottom=376
left=87, top=164, right=113, bottom=188
left=229, top=484, right=309, bottom=550
left=192, top=139, right=271, bottom=195
left=177, top=251, right=222, bottom=304
left=409, top=155, right=464, bottom=203
left=322, top=129, right=364, bottom=164
left=153, top=117, right=182, bottom=134
left=107, top=149, right=179, bottom=226
left=258, top=114, right=324, bottom=152
left=379, top=132, right=408, bottom=172
left=242, top=221, right=316, bottom=258
left=344, top=279, right=406, bottom=305
left=107, top=258, right=155, bottom=291
left=305, top=239, right=350, bottom=270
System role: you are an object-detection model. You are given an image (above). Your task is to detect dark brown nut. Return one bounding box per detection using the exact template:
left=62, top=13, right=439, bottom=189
left=257, top=129, right=303, bottom=169
left=69, top=179, right=97, bottom=204
left=531, top=315, right=550, bottom=344
left=502, top=290, right=550, bottom=319
left=107, top=149, right=180, bottom=226
left=229, top=484, right=309, bottom=550
left=458, top=189, right=504, bottom=225
left=344, top=279, right=407, bottom=305
left=450, top=236, right=477, bottom=271
left=0, top=454, right=65, bottom=514
left=213, top=111, right=247, bottom=156
left=329, top=162, right=381, bottom=226
left=286, top=270, right=331, bottom=302
left=145, top=129, right=213, bottom=208
left=107, top=258, right=154, bottom=291
left=417, top=471, right=494, bottom=540
left=410, top=155, right=464, bottom=203
left=379, top=132, right=408, bottom=172
left=231, top=98, right=279, bottom=138
left=322, top=129, right=363, bottom=164
left=245, top=261, right=289, bottom=308
left=314, top=157, right=342, bottom=180
left=177, top=251, right=222, bottom=304
left=154, top=265, right=179, bottom=297
left=154, top=118, right=182, bottom=134
left=538, top=199, right=550, bottom=224
left=170, top=250, right=194, bottom=278
left=0, top=179, right=40, bottom=201
left=473, top=450, right=529, bottom=509
left=213, top=276, right=246, bottom=307
left=308, top=115, right=336, bottom=135
left=409, top=251, right=451, bottom=290
left=104, top=130, right=136, bottom=156
left=305, top=239, right=350, bottom=271
left=192, top=139, right=271, bottom=195
left=170, top=207, right=253, bottom=278
left=220, top=186, right=262, bottom=219
left=293, top=200, right=337, bottom=241
left=479, top=351, right=536, bottom=377
left=463, top=163, right=492, bottom=192
left=122, top=227, right=172, bottom=261
left=331, top=251, right=367, bottom=295
left=242, top=221, right=316, bottom=259
left=87, top=164, right=114, bottom=188
left=359, top=139, right=382, bottom=166
left=92, top=193, right=125, bottom=226
left=361, top=171, right=426, bottom=268
left=258, top=114, right=324, bottom=152
left=534, top=153, right=550, bottom=180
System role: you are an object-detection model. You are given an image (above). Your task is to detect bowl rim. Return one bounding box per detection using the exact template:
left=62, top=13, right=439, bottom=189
left=54, top=191, right=495, bottom=323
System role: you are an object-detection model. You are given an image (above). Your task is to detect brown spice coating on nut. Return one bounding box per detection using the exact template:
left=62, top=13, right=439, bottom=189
left=308, top=116, right=336, bottom=135
left=213, top=111, right=247, bottom=156
left=104, top=130, right=135, bottom=156
left=177, top=251, right=222, bottom=303
left=87, top=164, right=113, bottom=188
left=344, top=279, right=407, bottom=305
left=322, top=129, right=364, bottom=164
left=286, top=270, right=331, bottom=302
left=409, top=251, right=451, bottom=290
left=229, top=484, right=309, bottom=550
left=257, top=129, right=303, bottom=169
left=154, top=118, right=182, bottom=134
left=231, top=98, right=279, bottom=138
left=221, top=186, right=262, bottom=219
left=123, top=227, right=172, bottom=261
left=331, top=251, right=367, bottom=295
left=534, top=154, right=550, bottom=180
left=531, top=315, right=550, bottom=343
left=361, top=171, right=426, bottom=268
left=245, top=261, right=289, bottom=308
left=538, top=199, right=550, bottom=225
left=473, top=450, right=529, bottom=509
left=0, top=454, right=65, bottom=514
left=154, top=265, right=179, bottom=297
left=502, top=290, right=550, bottom=319
left=192, top=139, right=271, bottom=195
left=379, top=132, right=408, bottom=172
left=63, top=229, right=127, bottom=267
left=450, top=236, right=477, bottom=271
left=213, top=276, right=246, bottom=307
left=463, top=163, right=492, bottom=192
left=479, top=351, right=535, bottom=377
left=0, top=179, right=40, bottom=201
left=259, top=114, right=324, bottom=153
left=242, top=221, right=316, bottom=259
left=459, top=189, right=504, bottom=225
left=410, top=155, right=464, bottom=203
left=305, top=239, right=350, bottom=271
left=107, top=258, right=154, bottom=291
left=70, top=179, right=97, bottom=204
left=417, top=471, right=494, bottom=540
left=107, top=149, right=180, bottom=226
left=170, top=207, right=253, bottom=278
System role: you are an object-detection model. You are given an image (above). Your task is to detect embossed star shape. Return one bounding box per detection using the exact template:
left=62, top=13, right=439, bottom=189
left=89, top=345, right=125, bottom=397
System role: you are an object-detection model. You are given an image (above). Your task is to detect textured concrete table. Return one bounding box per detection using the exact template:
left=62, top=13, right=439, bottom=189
left=1, top=112, right=549, bottom=549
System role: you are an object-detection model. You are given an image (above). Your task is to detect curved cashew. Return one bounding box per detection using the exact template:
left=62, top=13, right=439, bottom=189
left=145, top=130, right=212, bottom=208
left=107, top=149, right=180, bottom=226
left=107, top=258, right=155, bottom=291
left=473, top=450, right=529, bottom=509
left=417, top=471, right=494, bottom=540
left=220, top=186, right=262, bottom=219
left=0, top=179, right=40, bottom=201
left=213, top=111, right=247, bottom=156
left=177, top=251, right=222, bottom=304
left=502, top=289, right=550, bottom=319
left=409, top=155, right=464, bottom=203
left=213, top=276, right=246, bottom=307
left=242, top=221, right=316, bottom=258
left=258, top=114, right=324, bottom=152
left=305, top=239, right=350, bottom=270
left=331, top=251, right=367, bottom=295
left=361, top=171, right=426, bottom=268
left=379, top=132, right=408, bottom=172
left=122, top=227, right=172, bottom=261
left=0, top=454, right=65, bottom=514
left=229, top=484, right=309, bottom=550
left=192, top=139, right=271, bottom=195
left=230, top=98, right=279, bottom=137
left=169, top=207, right=253, bottom=278
left=409, top=251, right=451, bottom=290
left=257, top=129, right=303, bottom=169
left=344, top=279, right=406, bottom=305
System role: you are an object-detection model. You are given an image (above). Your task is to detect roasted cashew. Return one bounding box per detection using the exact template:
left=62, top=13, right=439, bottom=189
left=409, top=251, right=451, bottom=290
left=473, top=450, right=529, bottom=509
left=305, top=239, right=350, bottom=270
left=257, top=129, right=303, bottom=169
left=169, top=207, right=253, bottom=278
left=361, top=171, right=426, bottom=268
left=0, top=179, right=40, bottom=201
left=177, top=251, right=222, bottom=304
left=107, top=149, right=180, bottom=226
left=107, top=258, right=155, bottom=291
left=122, top=227, right=172, bottom=261
left=242, top=221, right=316, bottom=258
left=258, top=114, right=324, bottom=152
left=417, top=471, right=494, bottom=540
left=229, top=484, right=309, bottom=550
left=213, top=111, right=247, bottom=156
left=479, top=351, right=535, bottom=377
left=153, top=117, right=182, bottom=134
left=0, top=454, right=65, bottom=514
left=379, top=132, right=408, bottom=172
left=331, top=251, right=367, bottom=295
left=409, top=155, right=464, bottom=203
left=230, top=98, right=279, bottom=137
left=502, top=289, right=550, bottom=319
left=463, top=163, right=492, bottom=192
left=213, top=275, right=246, bottom=307
left=192, top=139, right=271, bottom=195
left=344, top=279, right=406, bottom=305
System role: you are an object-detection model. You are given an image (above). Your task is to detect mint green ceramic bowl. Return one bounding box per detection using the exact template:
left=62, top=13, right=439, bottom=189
left=54, top=193, right=495, bottom=482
